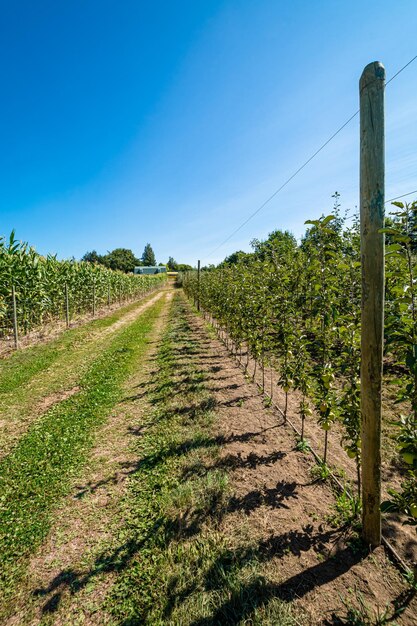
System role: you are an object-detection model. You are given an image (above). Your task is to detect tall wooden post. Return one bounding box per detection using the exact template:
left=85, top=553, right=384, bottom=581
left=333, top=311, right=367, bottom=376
left=92, top=284, right=96, bottom=317
left=360, top=61, right=385, bottom=548
left=12, top=285, right=19, bottom=350
left=65, top=284, right=70, bottom=328
left=197, top=260, right=201, bottom=312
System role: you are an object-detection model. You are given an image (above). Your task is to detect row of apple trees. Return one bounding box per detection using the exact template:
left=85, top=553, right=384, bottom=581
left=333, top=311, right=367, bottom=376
left=183, top=198, right=417, bottom=527
left=0, top=231, right=166, bottom=339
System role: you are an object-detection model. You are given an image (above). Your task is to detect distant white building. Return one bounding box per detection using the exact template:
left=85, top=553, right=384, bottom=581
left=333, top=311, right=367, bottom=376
left=134, top=266, right=167, bottom=275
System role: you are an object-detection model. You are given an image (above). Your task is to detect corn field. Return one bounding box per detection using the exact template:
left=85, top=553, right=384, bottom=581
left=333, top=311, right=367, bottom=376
left=0, top=231, right=166, bottom=340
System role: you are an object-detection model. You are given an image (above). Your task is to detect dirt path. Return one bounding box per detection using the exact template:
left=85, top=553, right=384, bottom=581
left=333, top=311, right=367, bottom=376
left=0, top=289, right=166, bottom=460
left=3, top=291, right=173, bottom=625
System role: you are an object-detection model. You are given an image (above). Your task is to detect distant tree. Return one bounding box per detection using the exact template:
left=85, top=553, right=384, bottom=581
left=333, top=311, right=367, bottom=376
left=82, top=250, right=104, bottom=264
left=218, top=250, right=253, bottom=267
left=142, top=243, right=156, bottom=266
left=177, top=263, right=193, bottom=271
left=102, top=248, right=139, bottom=273
left=167, top=256, right=178, bottom=271
left=251, top=230, right=297, bottom=261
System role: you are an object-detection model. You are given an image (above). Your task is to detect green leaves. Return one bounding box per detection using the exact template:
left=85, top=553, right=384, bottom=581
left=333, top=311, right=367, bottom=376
left=0, top=233, right=166, bottom=339
left=185, top=196, right=417, bottom=521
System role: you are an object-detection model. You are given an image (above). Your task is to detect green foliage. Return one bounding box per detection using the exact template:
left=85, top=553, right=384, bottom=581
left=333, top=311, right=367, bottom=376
left=184, top=196, right=417, bottom=525
left=0, top=232, right=165, bottom=339
left=102, top=247, right=139, bottom=272
left=167, top=256, right=178, bottom=270
left=219, top=250, right=253, bottom=267
left=311, top=462, right=331, bottom=482
left=142, top=242, right=156, bottom=266
left=327, top=490, right=361, bottom=528
left=183, top=196, right=360, bottom=478
left=184, top=193, right=417, bottom=524
left=82, top=249, right=104, bottom=264
left=382, top=201, right=417, bottom=527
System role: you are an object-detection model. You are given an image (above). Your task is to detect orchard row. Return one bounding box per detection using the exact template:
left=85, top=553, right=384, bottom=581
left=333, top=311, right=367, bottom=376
left=183, top=199, right=417, bottom=527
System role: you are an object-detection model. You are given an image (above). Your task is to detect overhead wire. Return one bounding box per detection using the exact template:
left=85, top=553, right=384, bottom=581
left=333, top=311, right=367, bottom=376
left=205, top=53, right=417, bottom=260
left=385, top=189, right=417, bottom=204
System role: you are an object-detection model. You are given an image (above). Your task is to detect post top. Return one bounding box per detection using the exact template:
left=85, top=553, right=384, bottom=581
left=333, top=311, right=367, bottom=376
left=360, top=61, right=385, bottom=89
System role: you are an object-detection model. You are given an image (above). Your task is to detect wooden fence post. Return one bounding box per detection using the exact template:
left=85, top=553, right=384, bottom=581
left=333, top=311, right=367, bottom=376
left=65, top=284, right=70, bottom=328
left=12, top=285, right=19, bottom=350
left=92, top=284, right=96, bottom=317
left=197, top=260, right=201, bottom=311
left=107, top=283, right=111, bottom=307
left=360, top=61, right=385, bottom=548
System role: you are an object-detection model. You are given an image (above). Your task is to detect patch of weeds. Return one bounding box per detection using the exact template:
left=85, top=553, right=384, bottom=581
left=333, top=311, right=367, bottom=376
left=326, top=490, right=361, bottom=529
left=251, top=597, right=302, bottom=625
left=346, top=534, right=366, bottom=556
left=329, top=588, right=402, bottom=625
left=0, top=298, right=165, bottom=605
left=402, top=568, right=417, bottom=591
left=263, top=396, right=273, bottom=408
left=296, top=438, right=310, bottom=452
left=311, top=462, right=331, bottom=482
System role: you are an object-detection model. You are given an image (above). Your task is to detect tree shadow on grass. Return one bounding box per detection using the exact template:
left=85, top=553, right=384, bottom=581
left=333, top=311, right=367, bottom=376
left=122, top=425, right=284, bottom=475
left=158, top=526, right=363, bottom=626
left=227, top=480, right=298, bottom=515
left=33, top=520, right=163, bottom=614
left=181, top=450, right=287, bottom=480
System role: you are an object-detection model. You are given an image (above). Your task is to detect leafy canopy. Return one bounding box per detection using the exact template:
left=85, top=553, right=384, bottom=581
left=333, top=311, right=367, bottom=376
left=142, top=243, right=156, bottom=267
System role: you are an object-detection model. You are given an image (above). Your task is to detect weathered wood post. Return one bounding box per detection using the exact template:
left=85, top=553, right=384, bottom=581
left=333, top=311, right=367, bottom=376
left=107, top=283, right=111, bottom=308
left=12, top=285, right=19, bottom=350
left=65, top=283, right=70, bottom=328
left=360, top=61, right=385, bottom=548
left=197, top=260, right=201, bottom=312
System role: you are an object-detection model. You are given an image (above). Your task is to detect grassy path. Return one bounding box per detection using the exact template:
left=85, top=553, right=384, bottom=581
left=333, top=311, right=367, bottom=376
left=0, top=290, right=165, bottom=459
left=0, top=293, right=167, bottom=613
left=2, top=291, right=416, bottom=625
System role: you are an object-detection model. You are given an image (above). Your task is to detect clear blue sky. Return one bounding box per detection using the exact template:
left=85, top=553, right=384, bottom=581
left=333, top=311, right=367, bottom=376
left=1, top=0, right=416, bottom=265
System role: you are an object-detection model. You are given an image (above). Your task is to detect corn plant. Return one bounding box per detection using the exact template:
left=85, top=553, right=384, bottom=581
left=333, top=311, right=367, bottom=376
left=0, top=232, right=166, bottom=341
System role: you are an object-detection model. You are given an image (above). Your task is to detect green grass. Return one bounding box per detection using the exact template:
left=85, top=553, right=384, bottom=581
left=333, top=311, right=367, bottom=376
left=0, top=291, right=159, bottom=394
left=103, top=294, right=298, bottom=625
left=0, top=296, right=165, bottom=604
left=0, top=291, right=163, bottom=459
